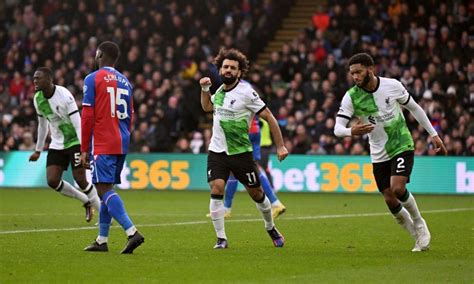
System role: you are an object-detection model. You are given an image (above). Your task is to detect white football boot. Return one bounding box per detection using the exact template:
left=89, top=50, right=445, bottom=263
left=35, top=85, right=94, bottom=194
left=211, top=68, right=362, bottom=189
left=412, top=218, right=431, bottom=252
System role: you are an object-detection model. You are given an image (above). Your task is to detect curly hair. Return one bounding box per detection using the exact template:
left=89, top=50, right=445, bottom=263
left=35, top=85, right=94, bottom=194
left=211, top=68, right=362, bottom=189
left=213, top=48, right=249, bottom=78
left=348, top=53, right=374, bottom=67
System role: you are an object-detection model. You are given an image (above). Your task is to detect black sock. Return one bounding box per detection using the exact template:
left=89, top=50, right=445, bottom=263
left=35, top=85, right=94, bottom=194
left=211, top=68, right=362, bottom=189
left=398, top=189, right=410, bottom=202
left=210, top=194, right=224, bottom=200
left=389, top=203, right=403, bottom=214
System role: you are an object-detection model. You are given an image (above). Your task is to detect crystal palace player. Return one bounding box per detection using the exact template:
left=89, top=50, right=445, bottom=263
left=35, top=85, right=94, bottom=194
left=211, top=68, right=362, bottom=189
left=81, top=41, right=144, bottom=254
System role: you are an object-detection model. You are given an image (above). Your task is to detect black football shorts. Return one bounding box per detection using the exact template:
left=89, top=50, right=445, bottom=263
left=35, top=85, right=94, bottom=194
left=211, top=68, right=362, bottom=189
left=207, top=151, right=261, bottom=188
left=372, top=150, right=414, bottom=191
left=47, top=144, right=82, bottom=170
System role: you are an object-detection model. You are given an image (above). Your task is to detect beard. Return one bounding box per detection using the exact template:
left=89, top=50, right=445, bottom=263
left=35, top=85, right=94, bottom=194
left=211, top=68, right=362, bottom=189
left=357, top=70, right=370, bottom=88
left=220, top=74, right=238, bottom=85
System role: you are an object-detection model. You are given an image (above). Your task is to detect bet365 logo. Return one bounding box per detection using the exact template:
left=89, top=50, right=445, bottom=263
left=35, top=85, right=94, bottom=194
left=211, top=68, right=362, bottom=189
left=457, top=162, right=474, bottom=193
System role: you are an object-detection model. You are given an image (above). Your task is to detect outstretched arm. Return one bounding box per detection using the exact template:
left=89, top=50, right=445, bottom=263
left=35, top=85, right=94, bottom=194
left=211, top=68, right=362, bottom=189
left=402, top=97, right=448, bottom=155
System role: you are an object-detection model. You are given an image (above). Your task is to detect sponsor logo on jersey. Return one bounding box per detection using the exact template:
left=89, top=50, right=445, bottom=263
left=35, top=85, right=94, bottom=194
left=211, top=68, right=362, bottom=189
left=215, top=108, right=237, bottom=118
left=373, top=112, right=396, bottom=123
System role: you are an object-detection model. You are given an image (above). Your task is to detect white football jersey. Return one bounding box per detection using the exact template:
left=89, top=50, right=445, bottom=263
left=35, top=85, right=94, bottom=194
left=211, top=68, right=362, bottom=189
left=33, top=85, right=80, bottom=150
left=209, top=81, right=266, bottom=155
left=337, top=77, right=414, bottom=162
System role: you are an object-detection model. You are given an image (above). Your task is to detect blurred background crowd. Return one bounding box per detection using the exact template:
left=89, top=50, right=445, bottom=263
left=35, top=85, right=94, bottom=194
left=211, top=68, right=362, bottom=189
left=1, top=0, right=473, bottom=156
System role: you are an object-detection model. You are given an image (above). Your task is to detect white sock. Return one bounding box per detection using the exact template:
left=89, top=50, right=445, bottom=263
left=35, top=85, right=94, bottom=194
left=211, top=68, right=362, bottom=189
left=271, top=200, right=283, bottom=207
left=56, top=180, right=89, bottom=204
left=401, top=192, right=422, bottom=223
left=96, top=236, right=108, bottom=244
left=256, top=196, right=274, bottom=231
left=393, top=207, right=416, bottom=239
left=125, top=226, right=137, bottom=237
left=80, top=183, right=100, bottom=212
left=210, top=198, right=226, bottom=239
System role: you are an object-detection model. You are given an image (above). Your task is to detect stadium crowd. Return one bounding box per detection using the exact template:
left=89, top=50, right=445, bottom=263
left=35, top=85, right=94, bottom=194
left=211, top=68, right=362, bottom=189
left=1, top=0, right=473, bottom=156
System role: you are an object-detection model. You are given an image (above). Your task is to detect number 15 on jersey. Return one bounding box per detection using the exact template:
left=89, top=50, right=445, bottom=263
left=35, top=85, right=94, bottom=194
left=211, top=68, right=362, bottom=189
left=107, top=86, right=129, bottom=119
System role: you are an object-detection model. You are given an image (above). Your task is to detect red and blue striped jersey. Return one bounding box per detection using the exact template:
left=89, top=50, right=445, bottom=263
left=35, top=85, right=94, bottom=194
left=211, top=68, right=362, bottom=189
left=82, top=67, right=133, bottom=154
left=249, top=115, right=260, bottom=135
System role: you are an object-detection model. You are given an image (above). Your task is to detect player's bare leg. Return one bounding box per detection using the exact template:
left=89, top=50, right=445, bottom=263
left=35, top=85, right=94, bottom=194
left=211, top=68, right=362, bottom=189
left=47, top=165, right=92, bottom=221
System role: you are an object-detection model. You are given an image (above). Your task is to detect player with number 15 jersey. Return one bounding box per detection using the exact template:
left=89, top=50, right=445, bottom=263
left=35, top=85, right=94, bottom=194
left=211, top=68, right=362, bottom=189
left=82, top=66, right=133, bottom=155
left=81, top=41, right=143, bottom=254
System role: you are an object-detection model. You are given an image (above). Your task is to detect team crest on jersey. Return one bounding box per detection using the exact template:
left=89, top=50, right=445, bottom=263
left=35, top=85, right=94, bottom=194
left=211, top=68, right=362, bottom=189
left=368, top=115, right=376, bottom=124
left=385, top=97, right=391, bottom=109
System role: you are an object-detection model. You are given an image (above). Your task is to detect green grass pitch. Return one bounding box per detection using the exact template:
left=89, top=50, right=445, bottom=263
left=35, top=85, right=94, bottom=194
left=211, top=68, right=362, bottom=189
left=0, top=189, right=473, bottom=283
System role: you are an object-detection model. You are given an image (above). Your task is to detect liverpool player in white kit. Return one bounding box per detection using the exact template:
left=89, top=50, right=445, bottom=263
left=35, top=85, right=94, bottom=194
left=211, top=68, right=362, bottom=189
left=29, top=67, right=100, bottom=222
left=200, top=48, right=288, bottom=249
left=334, top=53, right=447, bottom=252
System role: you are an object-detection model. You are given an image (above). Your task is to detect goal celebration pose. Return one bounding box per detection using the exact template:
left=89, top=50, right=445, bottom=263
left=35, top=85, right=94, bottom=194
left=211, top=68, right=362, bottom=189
left=200, top=48, right=289, bottom=249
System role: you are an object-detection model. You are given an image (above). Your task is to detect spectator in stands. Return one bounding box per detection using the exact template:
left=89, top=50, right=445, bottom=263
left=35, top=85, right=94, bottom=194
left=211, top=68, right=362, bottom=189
left=18, top=131, right=35, bottom=151
left=312, top=5, right=330, bottom=32
left=0, top=0, right=471, bottom=157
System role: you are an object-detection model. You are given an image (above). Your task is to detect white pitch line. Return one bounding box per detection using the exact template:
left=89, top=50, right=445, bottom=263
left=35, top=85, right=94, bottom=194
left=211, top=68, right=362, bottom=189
left=0, top=207, right=472, bottom=235
left=0, top=212, right=218, bottom=217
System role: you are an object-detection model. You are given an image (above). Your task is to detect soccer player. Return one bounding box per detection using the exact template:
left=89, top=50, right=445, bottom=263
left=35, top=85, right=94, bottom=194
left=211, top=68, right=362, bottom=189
left=334, top=53, right=448, bottom=252
left=81, top=41, right=144, bottom=254
left=200, top=48, right=289, bottom=249
left=222, top=115, right=286, bottom=219
left=29, top=67, right=100, bottom=222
